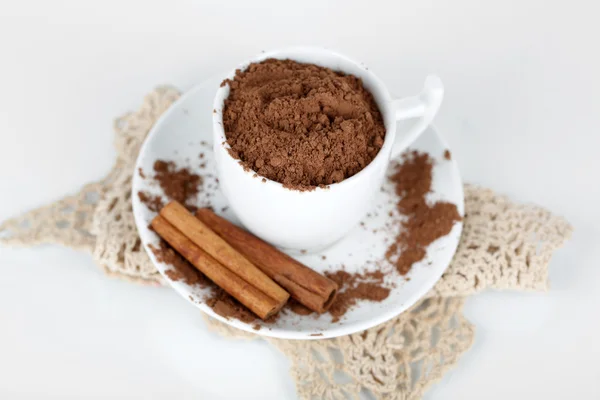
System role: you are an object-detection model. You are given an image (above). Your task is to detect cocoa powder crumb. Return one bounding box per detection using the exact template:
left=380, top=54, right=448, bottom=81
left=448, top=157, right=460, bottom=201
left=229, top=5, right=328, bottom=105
left=198, top=264, right=391, bottom=325
left=310, top=333, right=323, bottom=337
left=252, top=324, right=261, bottom=331
left=324, top=270, right=390, bottom=322
left=138, top=168, right=146, bottom=178
left=286, top=299, right=313, bottom=316
left=138, top=192, right=164, bottom=212
left=152, top=233, right=266, bottom=325
left=222, top=59, right=386, bottom=190
left=386, top=151, right=461, bottom=275
left=137, top=160, right=202, bottom=212
left=153, top=160, right=203, bottom=212
left=205, top=287, right=257, bottom=323
left=444, top=149, right=452, bottom=160
left=150, top=241, right=208, bottom=286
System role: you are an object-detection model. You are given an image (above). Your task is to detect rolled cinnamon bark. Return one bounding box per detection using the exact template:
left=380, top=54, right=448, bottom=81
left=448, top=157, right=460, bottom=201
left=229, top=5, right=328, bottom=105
left=196, top=208, right=338, bottom=313
left=151, top=215, right=283, bottom=320
left=160, top=201, right=289, bottom=305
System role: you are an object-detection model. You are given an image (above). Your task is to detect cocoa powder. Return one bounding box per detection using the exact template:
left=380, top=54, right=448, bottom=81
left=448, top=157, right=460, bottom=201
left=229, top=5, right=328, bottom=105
left=286, top=299, right=313, bottom=316
left=153, top=160, right=202, bottom=212
left=153, top=239, right=262, bottom=324
left=205, top=287, right=257, bottom=324
left=137, top=192, right=164, bottom=213
left=149, top=241, right=208, bottom=286
left=140, top=159, right=263, bottom=323
left=138, top=160, right=203, bottom=212
left=324, top=269, right=390, bottom=322
left=386, top=151, right=462, bottom=274
left=143, top=150, right=460, bottom=326
left=222, top=59, right=386, bottom=189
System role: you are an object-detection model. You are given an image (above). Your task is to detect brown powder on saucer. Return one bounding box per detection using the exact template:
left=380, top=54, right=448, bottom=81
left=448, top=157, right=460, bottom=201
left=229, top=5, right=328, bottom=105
left=153, top=160, right=202, bottom=212
left=138, top=160, right=203, bottom=212
left=386, top=151, right=462, bottom=275
left=205, top=287, right=258, bottom=324
left=286, top=299, right=313, bottom=316
left=222, top=59, right=386, bottom=190
left=149, top=241, right=208, bottom=286
left=444, top=149, right=452, bottom=160
left=137, top=192, right=164, bottom=213
left=142, top=150, right=459, bottom=326
left=152, top=238, right=261, bottom=324
left=325, top=269, right=390, bottom=322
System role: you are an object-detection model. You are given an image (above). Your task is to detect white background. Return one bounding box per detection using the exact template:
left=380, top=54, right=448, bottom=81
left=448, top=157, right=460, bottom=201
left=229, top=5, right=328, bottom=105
left=1, top=0, right=599, bottom=398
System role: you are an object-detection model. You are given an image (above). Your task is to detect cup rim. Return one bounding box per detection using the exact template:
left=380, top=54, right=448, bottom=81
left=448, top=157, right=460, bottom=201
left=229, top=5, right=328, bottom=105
left=212, top=46, right=395, bottom=193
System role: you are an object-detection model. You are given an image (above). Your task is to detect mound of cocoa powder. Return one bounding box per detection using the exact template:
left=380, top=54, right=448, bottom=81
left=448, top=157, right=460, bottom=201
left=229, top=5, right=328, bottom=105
left=222, top=59, right=386, bottom=189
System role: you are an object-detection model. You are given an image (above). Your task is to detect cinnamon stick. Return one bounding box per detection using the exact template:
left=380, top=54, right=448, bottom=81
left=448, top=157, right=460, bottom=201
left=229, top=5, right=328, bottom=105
left=151, top=215, right=283, bottom=320
left=196, top=208, right=338, bottom=313
left=160, top=201, right=289, bottom=305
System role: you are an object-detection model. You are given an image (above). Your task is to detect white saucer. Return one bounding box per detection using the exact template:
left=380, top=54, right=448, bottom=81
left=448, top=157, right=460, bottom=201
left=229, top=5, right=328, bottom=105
left=132, top=77, right=464, bottom=339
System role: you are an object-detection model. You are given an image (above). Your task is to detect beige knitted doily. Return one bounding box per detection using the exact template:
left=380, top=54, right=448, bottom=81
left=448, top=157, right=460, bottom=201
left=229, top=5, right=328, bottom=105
left=0, top=87, right=572, bottom=399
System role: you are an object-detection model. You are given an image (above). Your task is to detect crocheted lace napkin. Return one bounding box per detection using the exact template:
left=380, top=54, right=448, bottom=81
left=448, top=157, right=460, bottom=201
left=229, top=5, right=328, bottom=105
left=0, top=87, right=572, bottom=400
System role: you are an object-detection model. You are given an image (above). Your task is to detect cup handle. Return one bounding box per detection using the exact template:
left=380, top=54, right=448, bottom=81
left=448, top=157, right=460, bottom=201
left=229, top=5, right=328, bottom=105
left=389, top=75, right=444, bottom=158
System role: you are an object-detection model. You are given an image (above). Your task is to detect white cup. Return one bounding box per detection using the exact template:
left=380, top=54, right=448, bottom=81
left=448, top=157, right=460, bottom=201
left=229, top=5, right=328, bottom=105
left=213, top=47, right=443, bottom=252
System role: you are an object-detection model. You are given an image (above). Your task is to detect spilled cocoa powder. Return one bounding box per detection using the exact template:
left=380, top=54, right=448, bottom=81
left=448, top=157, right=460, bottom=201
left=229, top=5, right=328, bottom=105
left=153, top=240, right=263, bottom=324
left=444, top=149, right=452, bottom=160
left=138, top=160, right=203, bottom=212
left=324, top=270, right=390, bottom=322
left=139, top=158, right=261, bottom=323
left=151, top=238, right=263, bottom=324
left=203, top=267, right=391, bottom=324
left=149, top=241, right=208, bottom=286
left=205, top=287, right=258, bottom=324
left=144, top=150, right=459, bottom=326
left=286, top=299, right=313, bottom=316
left=137, top=192, right=164, bottom=213
left=222, top=59, right=386, bottom=190
left=386, top=151, right=462, bottom=274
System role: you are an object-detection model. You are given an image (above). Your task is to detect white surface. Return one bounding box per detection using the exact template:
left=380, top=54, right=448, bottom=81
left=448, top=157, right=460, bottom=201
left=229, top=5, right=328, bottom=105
left=133, top=74, right=463, bottom=338
left=211, top=47, right=444, bottom=251
left=0, top=0, right=599, bottom=398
